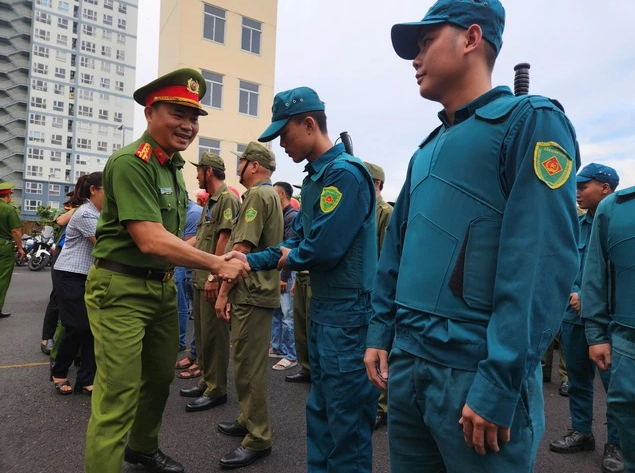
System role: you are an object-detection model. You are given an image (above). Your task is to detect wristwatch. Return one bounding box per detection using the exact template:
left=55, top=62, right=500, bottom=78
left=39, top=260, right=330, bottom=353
left=207, top=274, right=216, bottom=282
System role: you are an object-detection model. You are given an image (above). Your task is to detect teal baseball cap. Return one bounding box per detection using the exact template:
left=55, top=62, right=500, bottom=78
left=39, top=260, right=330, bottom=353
left=577, top=163, right=619, bottom=190
left=391, top=0, right=505, bottom=60
left=259, top=87, right=325, bottom=143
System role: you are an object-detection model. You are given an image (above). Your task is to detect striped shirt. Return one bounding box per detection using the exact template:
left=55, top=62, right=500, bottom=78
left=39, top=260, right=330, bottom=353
left=54, top=200, right=100, bottom=275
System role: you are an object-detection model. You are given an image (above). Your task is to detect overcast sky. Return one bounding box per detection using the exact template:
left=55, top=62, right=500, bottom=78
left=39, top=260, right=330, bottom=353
left=136, top=0, right=635, bottom=201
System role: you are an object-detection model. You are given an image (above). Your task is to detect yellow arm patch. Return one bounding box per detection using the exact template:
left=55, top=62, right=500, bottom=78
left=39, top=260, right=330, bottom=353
left=223, top=208, right=233, bottom=221
left=320, top=186, right=342, bottom=213
left=533, top=141, right=572, bottom=189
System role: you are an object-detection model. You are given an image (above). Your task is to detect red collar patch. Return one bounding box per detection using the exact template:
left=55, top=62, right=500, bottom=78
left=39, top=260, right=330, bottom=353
left=154, top=146, right=168, bottom=166
left=135, top=143, right=152, bottom=163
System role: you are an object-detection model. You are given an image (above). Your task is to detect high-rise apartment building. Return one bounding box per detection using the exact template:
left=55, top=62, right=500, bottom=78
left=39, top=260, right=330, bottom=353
left=0, top=0, right=138, bottom=218
left=158, top=0, right=277, bottom=193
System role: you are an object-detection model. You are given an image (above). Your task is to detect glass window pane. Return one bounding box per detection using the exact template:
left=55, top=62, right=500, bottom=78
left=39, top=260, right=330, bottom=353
left=241, top=27, right=250, bottom=51
left=239, top=90, right=248, bottom=114
left=215, top=19, right=225, bottom=43
left=252, top=31, right=261, bottom=54
left=212, top=84, right=222, bottom=108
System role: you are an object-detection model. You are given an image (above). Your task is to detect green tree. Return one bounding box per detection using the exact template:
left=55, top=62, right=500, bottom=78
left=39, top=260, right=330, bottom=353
left=36, top=205, right=57, bottom=227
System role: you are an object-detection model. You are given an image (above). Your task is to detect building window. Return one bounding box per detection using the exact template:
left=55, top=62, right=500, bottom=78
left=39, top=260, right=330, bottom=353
left=203, top=4, right=225, bottom=44
left=35, top=11, right=52, bottom=24
left=50, top=152, right=62, bottom=163
left=36, top=0, right=52, bottom=6
left=28, top=148, right=45, bottom=160
left=34, top=29, right=50, bottom=41
left=115, top=81, right=124, bottom=92
left=29, top=114, right=46, bottom=126
left=80, top=73, right=94, bottom=85
left=86, top=0, right=98, bottom=4
left=116, top=49, right=125, bottom=61
left=238, top=80, right=259, bottom=116
left=100, top=77, right=111, bottom=89
left=115, top=65, right=125, bottom=76
left=103, top=14, right=113, bottom=26
left=29, top=131, right=46, bottom=143
left=118, top=2, right=127, bottom=13
left=78, top=122, right=92, bottom=132
left=26, top=166, right=44, bottom=178
left=26, top=182, right=44, bottom=194
left=101, top=45, right=111, bottom=57
left=201, top=71, right=223, bottom=109
left=56, top=50, right=66, bottom=62
left=52, top=100, right=64, bottom=112
left=51, top=134, right=63, bottom=145
left=49, top=184, right=61, bottom=196
left=80, top=56, right=95, bottom=69
left=54, top=84, right=65, bottom=95
left=82, top=24, right=95, bottom=36
left=55, top=67, right=66, bottom=79
left=241, top=17, right=262, bottom=54
left=58, top=1, right=68, bottom=12
left=24, top=199, right=43, bottom=211
left=104, top=0, right=113, bottom=10
left=97, top=141, right=108, bottom=152
left=117, top=18, right=126, bottom=30
left=52, top=117, right=63, bottom=129
left=113, top=143, right=122, bottom=152
left=78, top=106, right=93, bottom=117
left=78, top=89, right=93, bottom=101
left=236, top=143, right=247, bottom=175
left=32, top=79, right=47, bottom=92
left=117, top=33, right=126, bottom=44
left=114, top=112, right=123, bottom=123
left=99, top=93, right=110, bottom=102
left=81, top=41, right=96, bottom=53
left=30, top=96, right=47, bottom=109
left=83, top=9, right=97, bottom=21
left=199, top=137, right=221, bottom=157
left=99, top=109, right=109, bottom=120
left=98, top=125, right=108, bottom=135
left=77, top=139, right=92, bottom=150
left=101, top=61, right=111, bottom=73
left=33, top=45, right=49, bottom=58
left=58, top=18, right=68, bottom=29
left=32, top=63, right=48, bottom=75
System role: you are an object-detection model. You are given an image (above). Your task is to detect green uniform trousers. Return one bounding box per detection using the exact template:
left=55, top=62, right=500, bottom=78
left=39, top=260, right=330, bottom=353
left=84, top=266, right=179, bottom=473
left=541, top=337, right=567, bottom=382
left=0, top=243, right=15, bottom=311
left=293, top=272, right=311, bottom=376
left=193, top=288, right=229, bottom=397
left=231, top=303, right=274, bottom=450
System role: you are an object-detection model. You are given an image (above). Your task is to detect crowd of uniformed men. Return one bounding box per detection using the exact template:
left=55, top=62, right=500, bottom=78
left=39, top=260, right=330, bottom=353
left=1, top=0, right=635, bottom=472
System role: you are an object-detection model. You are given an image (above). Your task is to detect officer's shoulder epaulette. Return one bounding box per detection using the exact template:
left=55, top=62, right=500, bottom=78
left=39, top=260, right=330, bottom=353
left=221, top=190, right=229, bottom=195
left=616, top=186, right=635, bottom=204
left=419, top=124, right=443, bottom=148
left=381, top=204, right=391, bottom=210
left=528, top=95, right=565, bottom=113
left=135, top=142, right=153, bottom=163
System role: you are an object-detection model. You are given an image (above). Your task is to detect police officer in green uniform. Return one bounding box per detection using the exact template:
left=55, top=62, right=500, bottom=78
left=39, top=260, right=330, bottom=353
left=239, top=87, right=379, bottom=473
left=582, top=184, right=635, bottom=472
left=83, top=68, right=248, bottom=473
left=0, top=182, right=24, bottom=318
left=179, top=152, right=240, bottom=412
left=214, top=141, right=283, bottom=469
left=364, top=162, right=393, bottom=430
left=364, top=1, right=581, bottom=471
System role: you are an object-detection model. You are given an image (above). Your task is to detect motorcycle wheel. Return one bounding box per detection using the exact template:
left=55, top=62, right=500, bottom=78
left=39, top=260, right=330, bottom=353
left=15, top=254, right=27, bottom=267
left=28, top=253, right=50, bottom=271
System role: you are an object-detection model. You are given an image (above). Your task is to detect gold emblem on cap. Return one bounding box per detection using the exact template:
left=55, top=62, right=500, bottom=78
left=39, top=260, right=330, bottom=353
left=187, top=78, right=200, bottom=95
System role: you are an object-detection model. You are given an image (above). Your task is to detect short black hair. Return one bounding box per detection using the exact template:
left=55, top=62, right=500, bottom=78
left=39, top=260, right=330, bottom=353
left=274, top=181, right=293, bottom=199
left=212, top=167, right=225, bottom=180
left=291, top=110, right=328, bottom=134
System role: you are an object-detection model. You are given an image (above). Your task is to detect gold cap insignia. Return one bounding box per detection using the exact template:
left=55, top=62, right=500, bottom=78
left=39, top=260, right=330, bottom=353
left=187, top=78, right=200, bottom=95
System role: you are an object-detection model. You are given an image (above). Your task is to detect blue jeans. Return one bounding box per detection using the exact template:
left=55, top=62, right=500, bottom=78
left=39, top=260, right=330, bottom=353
left=271, top=272, right=296, bottom=361
left=175, top=266, right=193, bottom=348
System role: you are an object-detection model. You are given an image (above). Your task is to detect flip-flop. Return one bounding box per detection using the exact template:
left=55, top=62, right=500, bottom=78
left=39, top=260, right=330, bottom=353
left=177, top=364, right=201, bottom=379
left=175, top=356, right=195, bottom=370
left=54, top=380, right=73, bottom=396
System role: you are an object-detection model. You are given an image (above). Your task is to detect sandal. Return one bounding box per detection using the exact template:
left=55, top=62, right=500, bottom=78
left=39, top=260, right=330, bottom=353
left=74, top=385, right=93, bottom=395
left=272, top=358, right=298, bottom=371
left=177, top=363, right=201, bottom=379
left=53, top=379, right=73, bottom=395
left=175, top=355, right=195, bottom=370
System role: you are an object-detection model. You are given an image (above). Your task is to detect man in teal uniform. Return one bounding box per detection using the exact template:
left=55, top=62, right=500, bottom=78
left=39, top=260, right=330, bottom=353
left=582, top=183, right=635, bottom=472
left=0, top=182, right=24, bottom=318
left=233, top=87, right=379, bottom=473
left=364, top=1, right=580, bottom=471
left=84, top=68, right=248, bottom=473
left=550, top=163, right=624, bottom=472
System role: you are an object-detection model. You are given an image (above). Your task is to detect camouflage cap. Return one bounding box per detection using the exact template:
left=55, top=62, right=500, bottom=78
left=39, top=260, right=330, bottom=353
left=133, top=68, right=208, bottom=116
left=189, top=152, right=226, bottom=171
left=231, top=142, right=276, bottom=172
left=364, top=162, right=386, bottom=182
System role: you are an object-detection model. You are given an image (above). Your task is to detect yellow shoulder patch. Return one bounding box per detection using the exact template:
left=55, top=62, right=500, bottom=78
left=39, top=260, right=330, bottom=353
left=320, top=186, right=342, bottom=213
left=223, top=208, right=233, bottom=221
left=245, top=207, right=257, bottom=222
left=135, top=143, right=152, bottom=163
left=533, top=141, right=572, bottom=189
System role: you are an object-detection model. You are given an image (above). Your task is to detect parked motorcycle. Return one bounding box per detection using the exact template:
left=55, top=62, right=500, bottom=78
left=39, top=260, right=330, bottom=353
left=26, top=226, right=55, bottom=271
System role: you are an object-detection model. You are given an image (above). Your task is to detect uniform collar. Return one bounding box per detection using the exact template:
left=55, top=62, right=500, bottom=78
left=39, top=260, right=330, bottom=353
left=305, top=143, right=345, bottom=176
left=376, top=196, right=386, bottom=207
left=438, top=86, right=514, bottom=127
left=243, top=179, right=272, bottom=199
left=209, top=182, right=229, bottom=203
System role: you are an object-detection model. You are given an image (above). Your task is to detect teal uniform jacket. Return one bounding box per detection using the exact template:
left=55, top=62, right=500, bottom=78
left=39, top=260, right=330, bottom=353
left=367, top=86, right=580, bottom=428
left=563, top=212, right=594, bottom=325
left=582, top=186, right=635, bottom=357
left=247, top=143, right=377, bottom=323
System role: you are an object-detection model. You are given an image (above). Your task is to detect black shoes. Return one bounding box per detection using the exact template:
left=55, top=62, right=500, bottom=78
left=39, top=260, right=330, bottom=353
left=41, top=339, right=54, bottom=355
left=374, top=412, right=387, bottom=431
left=218, top=420, right=249, bottom=437
left=0, top=311, right=10, bottom=318
left=219, top=445, right=271, bottom=469
left=559, top=381, right=569, bottom=397
left=285, top=371, right=310, bottom=383
left=549, top=430, right=595, bottom=453
left=185, top=394, right=227, bottom=412
left=602, top=444, right=625, bottom=473
left=179, top=385, right=205, bottom=398
left=123, top=446, right=184, bottom=473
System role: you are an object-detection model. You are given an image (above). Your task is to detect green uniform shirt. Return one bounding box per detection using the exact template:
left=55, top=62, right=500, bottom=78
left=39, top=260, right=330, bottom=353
left=228, top=180, right=283, bottom=308
left=376, top=197, right=393, bottom=258
left=92, top=131, right=187, bottom=270
left=192, top=183, right=240, bottom=289
left=0, top=200, right=21, bottom=241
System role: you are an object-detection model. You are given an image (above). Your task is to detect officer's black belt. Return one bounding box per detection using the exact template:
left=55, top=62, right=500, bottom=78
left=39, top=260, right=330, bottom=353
left=95, top=258, right=174, bottom=282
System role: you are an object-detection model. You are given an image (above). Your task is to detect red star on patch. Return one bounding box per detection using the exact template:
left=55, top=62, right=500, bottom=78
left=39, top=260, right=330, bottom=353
left=542, top=156, right=563, bottom=176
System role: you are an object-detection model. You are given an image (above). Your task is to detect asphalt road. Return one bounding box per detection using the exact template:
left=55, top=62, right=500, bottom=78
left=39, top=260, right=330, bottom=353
left=0, top=265, right=609, bottom=472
